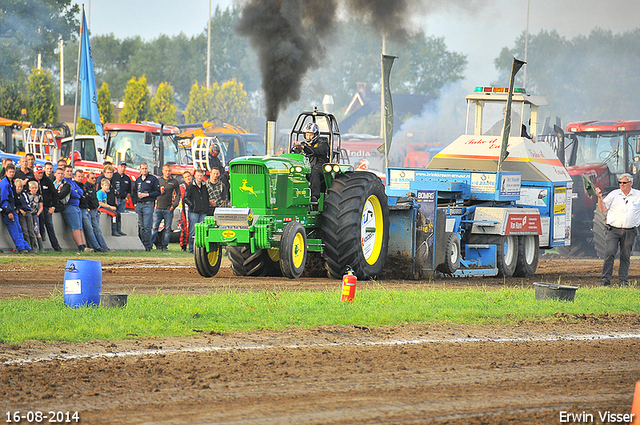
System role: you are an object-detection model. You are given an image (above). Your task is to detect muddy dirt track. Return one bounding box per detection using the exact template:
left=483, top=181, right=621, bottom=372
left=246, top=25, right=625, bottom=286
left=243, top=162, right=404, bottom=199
left=1, top=256, right=640, bottom=424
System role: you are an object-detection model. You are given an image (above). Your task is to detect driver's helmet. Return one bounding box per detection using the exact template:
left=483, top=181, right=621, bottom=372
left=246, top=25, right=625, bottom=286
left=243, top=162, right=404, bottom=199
left=210, top=142, right=220, bottom=157
left=303, top=122, right=320, bottom=143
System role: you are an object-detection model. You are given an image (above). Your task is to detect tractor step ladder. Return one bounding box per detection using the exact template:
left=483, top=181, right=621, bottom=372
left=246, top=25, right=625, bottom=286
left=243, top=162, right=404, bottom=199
left=23, top=128, right=58, bottom=159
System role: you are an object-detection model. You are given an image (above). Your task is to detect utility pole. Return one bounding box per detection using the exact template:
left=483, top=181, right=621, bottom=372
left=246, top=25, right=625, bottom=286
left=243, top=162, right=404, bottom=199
left=206, top=0, right=211, bottom=89
left=523, top=0, right=530, bottom=88
left=380, top=32, right=386, bottom=139
left=60, top=38, right=64, bottom=106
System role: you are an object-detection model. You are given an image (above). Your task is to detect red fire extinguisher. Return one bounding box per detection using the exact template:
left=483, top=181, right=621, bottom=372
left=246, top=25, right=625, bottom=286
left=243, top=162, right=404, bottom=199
left=341, top=266, right=357, bottom=302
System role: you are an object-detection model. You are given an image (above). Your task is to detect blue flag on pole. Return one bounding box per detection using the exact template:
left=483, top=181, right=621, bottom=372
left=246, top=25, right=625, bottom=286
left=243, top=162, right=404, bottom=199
left=79, top=12, right=103, bottom=136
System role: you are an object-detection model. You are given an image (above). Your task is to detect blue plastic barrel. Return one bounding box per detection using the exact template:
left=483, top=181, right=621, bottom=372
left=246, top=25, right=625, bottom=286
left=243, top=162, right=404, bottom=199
left=63, top=259, right=102, bottom=308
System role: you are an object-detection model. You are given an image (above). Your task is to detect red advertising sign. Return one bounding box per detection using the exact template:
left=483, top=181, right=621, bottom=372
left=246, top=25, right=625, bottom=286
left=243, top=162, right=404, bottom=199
left=505, top=214, right=541, bottom=235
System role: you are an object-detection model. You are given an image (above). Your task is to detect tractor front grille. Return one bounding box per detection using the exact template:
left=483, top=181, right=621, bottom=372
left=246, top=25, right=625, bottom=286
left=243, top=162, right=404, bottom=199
left=232, top=164, right=263, bottom=175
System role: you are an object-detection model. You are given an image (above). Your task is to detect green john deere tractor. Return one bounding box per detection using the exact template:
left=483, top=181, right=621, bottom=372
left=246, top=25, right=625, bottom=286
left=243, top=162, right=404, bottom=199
left=193, top=110, right=389, bottom=280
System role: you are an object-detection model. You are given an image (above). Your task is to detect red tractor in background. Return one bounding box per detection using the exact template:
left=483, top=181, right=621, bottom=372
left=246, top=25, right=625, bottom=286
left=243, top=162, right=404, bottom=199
left=547, top=119, right=640, bottom=257
left=72, top=122, right=194, bottom=180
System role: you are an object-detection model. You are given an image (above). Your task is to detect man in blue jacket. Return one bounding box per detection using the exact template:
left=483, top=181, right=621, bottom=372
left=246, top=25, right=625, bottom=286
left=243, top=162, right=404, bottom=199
left=63, top=165, right=91, bottom=252
left=0, top=164, right=31, bottom=253
left=132, top=162, right=160, bottom=251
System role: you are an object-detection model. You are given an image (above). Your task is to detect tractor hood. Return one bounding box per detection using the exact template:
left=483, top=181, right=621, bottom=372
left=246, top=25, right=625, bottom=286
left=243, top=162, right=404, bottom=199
left=228, top=154, right=312, bottom=213
left=427, top=135, right=571, bottom=183
left=229, top=153, right=310, bottom=174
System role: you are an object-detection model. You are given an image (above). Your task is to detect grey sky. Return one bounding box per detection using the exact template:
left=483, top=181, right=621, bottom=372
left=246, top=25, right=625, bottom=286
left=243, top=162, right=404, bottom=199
left=86, top=0, right=640, bottom=90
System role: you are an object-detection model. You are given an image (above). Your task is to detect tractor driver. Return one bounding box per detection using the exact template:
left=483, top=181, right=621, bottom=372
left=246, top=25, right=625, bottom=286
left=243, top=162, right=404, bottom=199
left=292, top=122, right=329, bottom=201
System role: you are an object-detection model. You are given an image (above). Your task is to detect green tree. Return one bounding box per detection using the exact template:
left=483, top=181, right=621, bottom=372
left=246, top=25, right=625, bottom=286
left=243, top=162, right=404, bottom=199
left=211, top=78, right=251, bottom=128
left=494, top=28, right=640, bottom=121
left=0, top=0, right=79, bottom=81
left=76, top=118, right=97, bottom=135
left=208, top=6, right=258, bottom=93
left=119, top=75, right=151, bottom=123
left=98, top=81, right=114, bottom=124
left=151, top=82, right=177, bottom=124
left=27, top=68, right=58, bottom=124
left=184, top=81, right=212, bottom=123
left=0, top=79, right=28, bottom=120
left=305, top=20, right=467, bottom=110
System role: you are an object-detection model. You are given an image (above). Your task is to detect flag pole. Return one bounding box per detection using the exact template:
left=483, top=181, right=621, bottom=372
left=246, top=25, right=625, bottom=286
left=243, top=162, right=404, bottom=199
left=71, top=4, right=84, bottom=168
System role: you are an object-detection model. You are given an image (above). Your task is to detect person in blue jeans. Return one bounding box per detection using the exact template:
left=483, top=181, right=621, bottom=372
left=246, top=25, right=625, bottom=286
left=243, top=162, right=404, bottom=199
left=0, top=164, right=31, bottom=253
left=75, top=170, right=100, bottom=251
left=81, top=171, right=110, bottom=252
left=183, top=169, right=209, bottom=253
left=151, top=164, right=180, bottom=251
left=63, top=166, right=90, bottom=252
left=113, top=161, right=132, bottom=235
left=132, top=163, right=160, bottom=251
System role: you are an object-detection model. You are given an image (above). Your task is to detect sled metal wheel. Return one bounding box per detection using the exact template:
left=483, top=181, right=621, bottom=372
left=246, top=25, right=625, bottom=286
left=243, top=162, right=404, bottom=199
left=514, top=235, right=539, bottom=277
left=439, top=232, right=460, bottom=274
left=497, top=235, right=518, bottom=278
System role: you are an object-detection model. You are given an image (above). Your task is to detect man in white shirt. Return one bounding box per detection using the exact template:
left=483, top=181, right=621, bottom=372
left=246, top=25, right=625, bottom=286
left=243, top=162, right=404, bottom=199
left=596, top=173, right=640, bottom=286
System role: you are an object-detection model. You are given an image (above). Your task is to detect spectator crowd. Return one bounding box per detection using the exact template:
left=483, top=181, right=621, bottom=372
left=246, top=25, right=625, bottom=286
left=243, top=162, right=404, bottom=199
left=0, top=156, right=229, bottom=254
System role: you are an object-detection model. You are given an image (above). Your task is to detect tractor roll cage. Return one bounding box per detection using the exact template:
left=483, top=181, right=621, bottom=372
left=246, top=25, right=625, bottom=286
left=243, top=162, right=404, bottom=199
left=289, top=109, right=345, bottom=163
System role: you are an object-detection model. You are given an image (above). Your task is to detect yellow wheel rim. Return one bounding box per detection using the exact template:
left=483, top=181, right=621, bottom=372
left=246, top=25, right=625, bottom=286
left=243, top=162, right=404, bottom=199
left=207, top=248, right=219, bottom=266
left=361, top=195, right=384, bottom=265
left=292, top=232, right=305, bottom=269
left=267, top=248, right=280, bottom=262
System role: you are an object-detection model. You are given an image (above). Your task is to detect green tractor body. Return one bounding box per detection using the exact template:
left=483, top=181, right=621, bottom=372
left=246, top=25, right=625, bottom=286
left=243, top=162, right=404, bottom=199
left=194, top=111, right=389, bottom=280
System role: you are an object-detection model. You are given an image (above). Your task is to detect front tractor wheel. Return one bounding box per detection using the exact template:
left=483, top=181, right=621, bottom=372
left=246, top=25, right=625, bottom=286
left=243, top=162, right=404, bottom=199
left=194, top=245, right=222, bottom=277
left=279, top=221, right=307, bottom=279
left=322, top=172, right=389, bottom=280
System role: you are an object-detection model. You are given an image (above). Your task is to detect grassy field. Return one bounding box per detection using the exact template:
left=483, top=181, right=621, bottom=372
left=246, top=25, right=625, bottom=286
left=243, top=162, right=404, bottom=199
left=1, top=285, right=638, bottom=344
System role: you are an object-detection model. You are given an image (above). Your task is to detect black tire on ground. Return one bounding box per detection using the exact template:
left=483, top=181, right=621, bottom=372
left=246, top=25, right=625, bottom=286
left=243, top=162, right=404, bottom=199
left=194, top=245, right=222, bottom=278
left=513, top=235, right=539, bottom=277
left=227, top=245, right=268, bottom=276
left=322, top=172, right=389, bottom=280
left=497, top=235, right=518, bottom=278
left=437, top=232, right=460, bottom=274
left=279, top=221, right=307, bottom=279
left=593, top=209, right=607, bottom=259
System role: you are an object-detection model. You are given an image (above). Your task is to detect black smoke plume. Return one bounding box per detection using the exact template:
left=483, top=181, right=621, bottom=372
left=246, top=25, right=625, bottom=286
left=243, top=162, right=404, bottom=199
left=236, top=0, right=338, bottom=121
left=236, top=0, right=472, bottom=121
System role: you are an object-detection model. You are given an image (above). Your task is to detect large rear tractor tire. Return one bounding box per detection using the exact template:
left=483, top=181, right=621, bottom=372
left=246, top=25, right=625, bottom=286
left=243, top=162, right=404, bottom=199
left=497, top=235, right=518, bottom=278
left=513, top=235, right=539, bottom=277
left=194, top=245, right=223, bottom=278
left=593, top=209, right=607, bottom=259
left=322, top=172, right=389, bottom=280
left=279, top=221, right=307, bottom=279
left=227, top=245, right=269, bottom=276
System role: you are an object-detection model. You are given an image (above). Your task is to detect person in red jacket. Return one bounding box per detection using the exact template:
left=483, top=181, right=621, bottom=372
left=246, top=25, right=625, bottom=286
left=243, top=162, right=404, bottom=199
left=178, top=170, right=192, bottom=251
